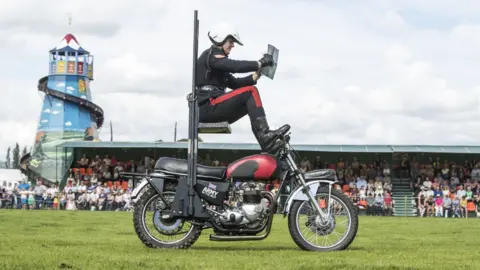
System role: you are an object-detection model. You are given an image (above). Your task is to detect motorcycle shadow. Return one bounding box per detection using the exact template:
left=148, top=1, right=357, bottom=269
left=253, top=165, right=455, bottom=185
left=191, top=246, right=363, bottom=251
left=192, top=246, right=296, bottom=251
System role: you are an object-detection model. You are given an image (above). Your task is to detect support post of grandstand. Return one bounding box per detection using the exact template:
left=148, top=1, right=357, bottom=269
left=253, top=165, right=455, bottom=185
left=186, top=10, right=200, bottom=216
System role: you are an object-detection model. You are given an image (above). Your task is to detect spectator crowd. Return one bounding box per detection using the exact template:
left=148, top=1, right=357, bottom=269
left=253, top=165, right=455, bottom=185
left=3, top=152, right=479, bottom=218
left=0, top=154, right=142, bottom=210
left=1, top=153, right=395, bottom=216
left=412, top=157, right=480, bottom=218
left=0, top=178, right=134, bottom=211
left=295, top=155, right=394, bottom=216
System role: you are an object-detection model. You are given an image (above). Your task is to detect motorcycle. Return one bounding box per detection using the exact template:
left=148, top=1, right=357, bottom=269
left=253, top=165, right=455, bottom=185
left=127, top=135, right=358, bottom=252
left=124, top=10, right=358, bottom=252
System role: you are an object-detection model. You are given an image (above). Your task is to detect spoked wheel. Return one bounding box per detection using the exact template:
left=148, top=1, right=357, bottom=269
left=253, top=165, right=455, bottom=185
left=288, top=187, right=358, bottom=251
left=133, top=187, right=202, bottom=249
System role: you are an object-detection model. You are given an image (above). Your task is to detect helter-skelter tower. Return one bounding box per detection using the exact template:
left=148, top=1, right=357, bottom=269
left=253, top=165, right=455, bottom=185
left=21, top=33, right=104, bottom=184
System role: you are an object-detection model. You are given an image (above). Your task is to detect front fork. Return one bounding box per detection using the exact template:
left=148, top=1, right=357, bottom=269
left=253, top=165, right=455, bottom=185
left=284, top=153, right=331, bottom=220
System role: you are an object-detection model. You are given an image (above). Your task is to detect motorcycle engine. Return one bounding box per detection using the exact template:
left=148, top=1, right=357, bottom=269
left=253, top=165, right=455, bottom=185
left=211, top=181, right=272, bottom=229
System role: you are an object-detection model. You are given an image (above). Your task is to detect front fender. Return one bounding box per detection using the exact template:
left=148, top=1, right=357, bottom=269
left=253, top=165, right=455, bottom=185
left=282, top=180, right=337, bottom=215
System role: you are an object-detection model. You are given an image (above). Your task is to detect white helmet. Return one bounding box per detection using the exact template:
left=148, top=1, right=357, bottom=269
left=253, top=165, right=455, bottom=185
left=208, top=22, right=243, bottom=46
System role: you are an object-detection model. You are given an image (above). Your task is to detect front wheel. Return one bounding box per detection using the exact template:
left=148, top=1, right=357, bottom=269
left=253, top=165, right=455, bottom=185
left=132, top=186, right=202, bottom=249
left=288, top=187, right=358, bottom=251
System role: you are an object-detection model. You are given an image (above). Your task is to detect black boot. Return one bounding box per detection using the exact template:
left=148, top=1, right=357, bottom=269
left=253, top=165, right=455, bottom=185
left=253, top=131, right=286, bottom=154
left=252, top=117, right=290, bottom=152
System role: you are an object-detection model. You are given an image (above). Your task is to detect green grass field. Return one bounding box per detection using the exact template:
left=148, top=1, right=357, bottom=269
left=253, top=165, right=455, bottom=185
left=0, top=210, right=478, bottom=270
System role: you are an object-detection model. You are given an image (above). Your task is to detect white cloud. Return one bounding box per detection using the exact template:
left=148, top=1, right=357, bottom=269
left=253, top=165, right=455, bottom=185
left=1, top=0, right=480, bottom=161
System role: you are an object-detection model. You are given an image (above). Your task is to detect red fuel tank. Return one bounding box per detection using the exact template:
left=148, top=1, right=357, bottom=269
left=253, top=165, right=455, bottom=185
left=226, top=154, right=279, bottom=181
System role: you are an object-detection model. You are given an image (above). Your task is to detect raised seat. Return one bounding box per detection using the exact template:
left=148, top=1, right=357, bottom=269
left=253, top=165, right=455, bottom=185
left=304, top=169, right=336, bottom=180
left=198, top=121, right=231, bottom=134
left=154, top=157, right=226, bottom=180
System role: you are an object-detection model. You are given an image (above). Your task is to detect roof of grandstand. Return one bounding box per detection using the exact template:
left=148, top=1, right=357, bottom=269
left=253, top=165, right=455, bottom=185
left=58, top=141, right=480, bottom=154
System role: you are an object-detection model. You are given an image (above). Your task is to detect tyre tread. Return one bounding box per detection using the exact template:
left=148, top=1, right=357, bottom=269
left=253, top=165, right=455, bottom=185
left=287, top=187, right=359, bottom=252
left=132, top=186, right=202, bottom=249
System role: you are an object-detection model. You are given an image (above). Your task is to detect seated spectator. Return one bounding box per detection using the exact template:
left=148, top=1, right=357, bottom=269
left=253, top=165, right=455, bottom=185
left=114, top=190, right=124, bottom=211
left=60, top=193, right=66, bottom=210
left=366, top=193, right=376, bottom=215
left=442, top=194, right=452, bottom=218
left=434, top=194, right=443, bottom=217
left=98, top=189, right=107, bottom=210
left=466, top=186, right=473, bottom=200
left=356, top=176, right=367, bottom=190
left=348, top=180, right=356, bottom=191
left=418, top=193, right=426, bottom=217
left=374, top=194, right=384, bottom=215
left=383, top=162, right=391, bottom=177
left=299, top=157, right=311, bottom=173
left=66, top=190, right=76, bottom=211
left=384, top=192, right=393, bottom=216
left=471, top=164, right=480, bottom=181
left=441, top=161, right=450, bottom=180
left=441, top=185, right=450, bottom=198
left=433, top=186, right=443, bottom=198
left=435, top=173, right=444, bottom=186
left=351, top=157, right=360, bottom=175
left=27, top=187, right=35, bottom=210
left=367, top=165, right=376, bottom=179
left=425, top=195, right=434, bottom=217
left=423, top=177, right=432, bottom=189
left=123, top=190, right=132, bottom=211
left=359, top=186, right=366, bottom=200
left=106, top=192, right=114, bottom=210
left=52, top=195, right=58, bottom=210
left=457, top=186, right=466, bottom=199
left=375, top=184, right=384, bottom=196
left=452, top=196, right=461, bottom=218
left=373, top=178, right=382, bottom=190
left=383, top=180, right=392, bottom=192
left=90, top=173, right=98, bottom=186
left=88, top=190, right=98, bottom=211
left=367, top=179, right=374, bottom=191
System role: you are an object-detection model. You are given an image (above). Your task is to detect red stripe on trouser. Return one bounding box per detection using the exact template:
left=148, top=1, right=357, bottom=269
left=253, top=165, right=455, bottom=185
left=210, top=86, right=262, bottom=107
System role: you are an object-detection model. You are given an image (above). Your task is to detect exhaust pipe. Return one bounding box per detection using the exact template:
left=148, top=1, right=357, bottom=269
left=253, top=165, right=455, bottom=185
left=209, top=233, right=269, bottom=241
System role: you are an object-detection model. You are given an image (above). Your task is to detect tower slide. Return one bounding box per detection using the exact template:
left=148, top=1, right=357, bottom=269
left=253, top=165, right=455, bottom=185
left=20, top=34, right=103, bottom=185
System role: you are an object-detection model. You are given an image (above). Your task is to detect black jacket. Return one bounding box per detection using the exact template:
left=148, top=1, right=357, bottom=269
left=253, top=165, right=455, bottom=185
left=195, top=46, right=259, bottom=105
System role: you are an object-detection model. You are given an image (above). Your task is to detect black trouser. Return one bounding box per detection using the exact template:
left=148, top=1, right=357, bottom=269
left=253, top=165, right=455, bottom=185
left=199, top=86, right=266, bottom=124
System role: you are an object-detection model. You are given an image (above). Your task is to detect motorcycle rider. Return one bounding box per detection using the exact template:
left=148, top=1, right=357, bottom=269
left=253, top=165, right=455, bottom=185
left=195, top=22, right=290, bottom=153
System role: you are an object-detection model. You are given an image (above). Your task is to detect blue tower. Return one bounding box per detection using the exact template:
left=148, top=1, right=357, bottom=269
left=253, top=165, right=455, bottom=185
left=22, top=33, right=104, bottom=184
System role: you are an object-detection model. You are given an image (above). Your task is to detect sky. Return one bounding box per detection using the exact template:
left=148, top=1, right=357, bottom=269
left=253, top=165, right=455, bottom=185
left=0, top=0, right=480, bottom=160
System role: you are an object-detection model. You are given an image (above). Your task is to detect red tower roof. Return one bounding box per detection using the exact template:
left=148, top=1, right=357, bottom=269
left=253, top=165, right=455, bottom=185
left=63, top=33, right=79, bottom=45
left=51, top=33, right=86, bottom=52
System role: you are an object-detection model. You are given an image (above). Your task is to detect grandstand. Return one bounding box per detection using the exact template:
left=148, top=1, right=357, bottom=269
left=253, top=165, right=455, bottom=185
left=46, top=141, right=480, bottom=217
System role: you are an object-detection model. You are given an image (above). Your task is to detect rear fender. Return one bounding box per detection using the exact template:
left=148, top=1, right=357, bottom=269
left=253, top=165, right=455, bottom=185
left=282, top=180, right=337, bottom=215
left=131, top=172, right=174, bottom=200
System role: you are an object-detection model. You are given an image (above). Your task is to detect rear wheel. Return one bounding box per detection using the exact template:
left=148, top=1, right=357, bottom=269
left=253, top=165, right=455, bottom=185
left=133, top=186, right=202, bottom=249
left=288, top=187, right=358, bottom=251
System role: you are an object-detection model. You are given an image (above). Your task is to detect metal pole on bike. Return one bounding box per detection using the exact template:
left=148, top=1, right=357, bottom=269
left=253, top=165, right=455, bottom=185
left=187, top=10, right=199, bottom=216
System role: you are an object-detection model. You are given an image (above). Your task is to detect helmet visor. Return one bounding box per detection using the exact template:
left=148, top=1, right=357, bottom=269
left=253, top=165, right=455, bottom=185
left=227, top=35, right=243, bottom=46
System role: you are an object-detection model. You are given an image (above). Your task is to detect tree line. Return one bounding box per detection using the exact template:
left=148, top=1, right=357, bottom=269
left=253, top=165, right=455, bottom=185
left=4, top=143, right=29, bottom=169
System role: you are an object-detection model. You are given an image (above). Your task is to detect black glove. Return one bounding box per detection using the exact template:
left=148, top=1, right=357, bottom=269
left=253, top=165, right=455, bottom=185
left=259, top=54, right=274, bottom=67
